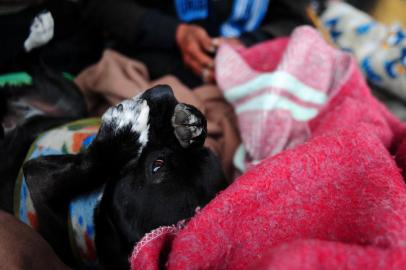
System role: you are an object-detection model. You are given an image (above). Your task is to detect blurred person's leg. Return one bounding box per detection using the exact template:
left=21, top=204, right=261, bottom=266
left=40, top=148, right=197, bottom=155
left=0, top=210, right=71, bottom=270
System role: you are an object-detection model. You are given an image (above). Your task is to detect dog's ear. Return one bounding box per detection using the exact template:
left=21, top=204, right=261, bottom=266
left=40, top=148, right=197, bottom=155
left=23, top=153, right=103, bottom=206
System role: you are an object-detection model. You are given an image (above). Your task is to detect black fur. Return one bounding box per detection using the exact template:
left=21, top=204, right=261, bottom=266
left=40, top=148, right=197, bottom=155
left=21, top=85, right=227, bottom=269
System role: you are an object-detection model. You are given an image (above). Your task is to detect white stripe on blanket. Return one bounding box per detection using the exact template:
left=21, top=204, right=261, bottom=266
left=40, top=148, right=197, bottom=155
left=224, top=71, right=327, bottom=105
left=236, top=93, right=319, bottom=121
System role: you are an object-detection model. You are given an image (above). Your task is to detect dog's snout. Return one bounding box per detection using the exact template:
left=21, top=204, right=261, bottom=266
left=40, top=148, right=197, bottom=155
left=151, top=85, right=173, bottom=97
left=141, top=85, right=176, bottom=102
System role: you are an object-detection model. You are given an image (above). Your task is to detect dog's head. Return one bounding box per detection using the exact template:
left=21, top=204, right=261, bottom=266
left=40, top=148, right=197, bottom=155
left=23, top=85, right=227, bottom=269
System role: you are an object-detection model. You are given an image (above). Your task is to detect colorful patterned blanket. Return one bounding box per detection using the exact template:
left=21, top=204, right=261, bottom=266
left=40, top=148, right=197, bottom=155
left=322, top=1, right=406, bottom=101
left=14, top=118, right=102, bottom=269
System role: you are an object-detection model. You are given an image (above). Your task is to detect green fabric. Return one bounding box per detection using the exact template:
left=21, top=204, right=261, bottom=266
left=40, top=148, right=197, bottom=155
left=0, top=72, right=32, bottom=86
left=0, top=72, right=75, bottom=87
left=62, top=72, right=75, bottom=81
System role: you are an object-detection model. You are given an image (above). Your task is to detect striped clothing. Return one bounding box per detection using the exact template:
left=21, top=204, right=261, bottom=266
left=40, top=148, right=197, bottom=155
left=175, top=0, right=269, bottom=37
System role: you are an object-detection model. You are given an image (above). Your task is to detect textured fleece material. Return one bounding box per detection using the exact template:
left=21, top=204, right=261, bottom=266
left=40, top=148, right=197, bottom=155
left=130, top=26, right=406, bottom=270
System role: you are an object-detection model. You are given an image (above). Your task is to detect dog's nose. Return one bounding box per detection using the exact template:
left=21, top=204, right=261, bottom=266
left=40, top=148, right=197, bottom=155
left=142, top=85, right=175, bottom=101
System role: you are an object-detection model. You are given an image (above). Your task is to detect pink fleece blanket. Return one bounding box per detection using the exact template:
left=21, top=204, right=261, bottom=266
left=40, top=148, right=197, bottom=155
left=130, top=26, right=406, bottom=269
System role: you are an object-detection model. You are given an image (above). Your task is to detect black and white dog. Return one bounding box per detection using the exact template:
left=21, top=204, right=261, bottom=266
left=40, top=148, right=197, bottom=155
left=19, top=85, right=227, bottom=269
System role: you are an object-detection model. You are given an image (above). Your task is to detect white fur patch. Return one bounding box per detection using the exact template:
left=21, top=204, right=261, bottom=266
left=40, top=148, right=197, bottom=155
left=102, top=98, right=150, bottom=148
left=24, top=11, right=54, bottom=52
left=131, top=100, right=150, bottom=146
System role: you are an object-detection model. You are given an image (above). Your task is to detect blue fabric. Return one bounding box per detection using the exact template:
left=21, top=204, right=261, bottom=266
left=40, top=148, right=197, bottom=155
left=69, top=186, right=104, bottom=269
left=385, top=48, right=406, bottom=79
left=355, top=22, right=375, bottom=35
left=390, top=29, right=405, bottom=46
left=220, top=0, right=269, bottom=37
left=361, top=57, right=382, bottom=83
left=175, top=0, right=269, bottom=37
left=324, top=18, right=342, bottom=42
left=175, top=0, right=208, bottom=22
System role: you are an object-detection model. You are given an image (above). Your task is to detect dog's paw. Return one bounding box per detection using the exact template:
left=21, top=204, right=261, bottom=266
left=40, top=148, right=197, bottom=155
left=100, top=97, right=150, bottom=147
left=171, top=103, right=206, bottom=148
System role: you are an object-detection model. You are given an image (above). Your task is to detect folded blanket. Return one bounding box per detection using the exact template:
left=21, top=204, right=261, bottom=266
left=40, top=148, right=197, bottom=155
left=215, top=26, right=349, bottom=172
left=130, top=26, right=406, bottom=270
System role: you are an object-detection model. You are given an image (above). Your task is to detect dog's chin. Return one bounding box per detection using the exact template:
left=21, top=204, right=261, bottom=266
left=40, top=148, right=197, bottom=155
left=95, top=213, right=133, bottom=270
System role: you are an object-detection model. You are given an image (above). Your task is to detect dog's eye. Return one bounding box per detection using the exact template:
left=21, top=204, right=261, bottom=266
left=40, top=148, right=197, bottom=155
left=152, top=159, right=165, bottom=174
